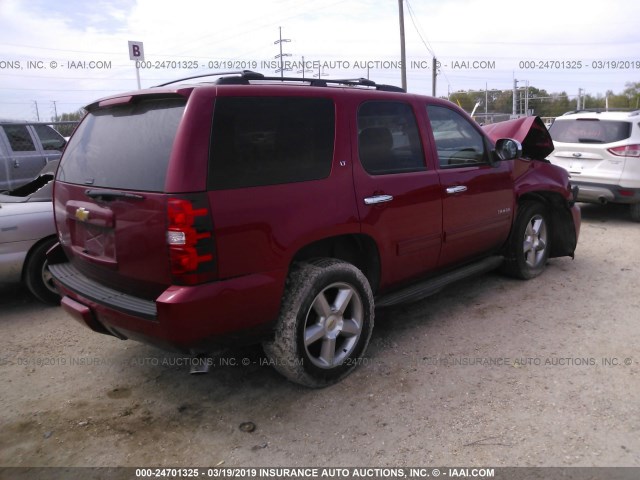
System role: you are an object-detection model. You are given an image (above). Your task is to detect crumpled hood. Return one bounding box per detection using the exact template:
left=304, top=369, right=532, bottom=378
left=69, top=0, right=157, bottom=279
left=0, top=160, right=57, bottom=203
left=482, top=116, right=554, bottom=159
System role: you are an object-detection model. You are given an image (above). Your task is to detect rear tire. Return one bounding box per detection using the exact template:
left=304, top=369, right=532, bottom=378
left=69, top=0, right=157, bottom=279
left=262, top=259, right=374, bottom=388
left=501, top=202, right=550, bottom=280
left=630, top=203, right=640, bottom=222
left=24, top=237, right=60, bottom=305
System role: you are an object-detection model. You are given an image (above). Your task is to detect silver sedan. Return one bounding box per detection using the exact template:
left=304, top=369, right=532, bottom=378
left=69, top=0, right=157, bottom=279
left=0, top=161, right=59, bottom=303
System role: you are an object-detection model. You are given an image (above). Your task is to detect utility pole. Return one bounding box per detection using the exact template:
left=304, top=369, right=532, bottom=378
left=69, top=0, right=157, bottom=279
left=274, top=26, right=291, bottom=79
left=432, top=57, right=437, bottom=96
left=297, top=56, right=312, bottom=79
left=314, top=64, right=327, bottom=80
left=52, top=101, right=58, bottom=122
left=577, top=88, right=582, bottom=110
left=34, top=101, right=40, bottom=121
left=398, top=0, right=407, bottom=91
left=485, top=83, right=488, bottom=117
left=512, top=79, right=518, bottom=117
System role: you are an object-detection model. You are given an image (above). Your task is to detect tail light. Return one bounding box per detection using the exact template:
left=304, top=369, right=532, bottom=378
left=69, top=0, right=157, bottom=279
left=167, top=195, right=216, bottom=285
left=608, top=144, right=640, bottom=157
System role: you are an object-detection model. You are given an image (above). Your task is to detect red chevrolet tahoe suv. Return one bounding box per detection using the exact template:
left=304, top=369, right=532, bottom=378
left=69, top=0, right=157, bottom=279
left=49, top=71, right=581, bottom=387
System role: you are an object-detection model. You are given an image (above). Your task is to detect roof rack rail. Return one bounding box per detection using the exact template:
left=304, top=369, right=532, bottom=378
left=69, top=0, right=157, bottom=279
left=328, top=77, right=405, bottom=92
left=154, top=70, right=405, bottom=92
left=253, top=74, right=405, bottom=92
left=154, top=70, right=265, bottom=87
left=562, top=108, right=640, bottom=115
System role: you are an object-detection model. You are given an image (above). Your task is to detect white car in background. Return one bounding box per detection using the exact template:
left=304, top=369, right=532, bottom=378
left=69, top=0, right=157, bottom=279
left=0, top=161, right=59, bottom=303
left=547, top=110, right=640, bottom=221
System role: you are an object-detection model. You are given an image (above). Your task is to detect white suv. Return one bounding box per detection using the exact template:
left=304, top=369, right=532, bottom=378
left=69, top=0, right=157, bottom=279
left=547, top=110, right=640, bottom=221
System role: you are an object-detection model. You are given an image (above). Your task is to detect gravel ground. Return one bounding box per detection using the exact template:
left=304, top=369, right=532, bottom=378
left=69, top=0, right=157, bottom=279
left=1, top=202, right=639, bottom=469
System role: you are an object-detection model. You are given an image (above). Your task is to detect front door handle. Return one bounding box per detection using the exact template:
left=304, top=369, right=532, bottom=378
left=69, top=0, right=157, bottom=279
left=446, top=185, right=468, bottom=194
left=364, top=194, right=394, bottom=205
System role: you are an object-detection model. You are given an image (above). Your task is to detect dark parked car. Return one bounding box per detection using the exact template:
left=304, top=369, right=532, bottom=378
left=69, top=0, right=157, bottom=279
left=49, top=71, right=580, bottom=386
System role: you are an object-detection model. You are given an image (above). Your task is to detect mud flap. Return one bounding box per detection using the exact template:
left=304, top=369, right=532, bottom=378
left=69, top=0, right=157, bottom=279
left=549, top=202, right=578, bottom=259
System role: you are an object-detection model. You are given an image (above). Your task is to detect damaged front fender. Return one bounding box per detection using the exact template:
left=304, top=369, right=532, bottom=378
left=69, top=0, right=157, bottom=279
left=483, top=116, right=580, bottom=259
left=483, top=116, right=554, bottom=159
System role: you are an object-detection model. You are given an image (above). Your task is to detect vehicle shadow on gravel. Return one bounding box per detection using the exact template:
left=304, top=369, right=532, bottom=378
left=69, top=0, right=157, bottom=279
left=0, top=283, right=58, bottom=315
left=0, top=283, right=34, bottom=306
left=578, top=202, right=634, bottom=223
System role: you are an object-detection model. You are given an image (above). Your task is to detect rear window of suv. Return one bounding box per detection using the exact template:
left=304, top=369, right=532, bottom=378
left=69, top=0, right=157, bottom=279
left=57, top=97, right=186, bottom=191
left=208, top=96, right=335, bottom=190
left=549, top=118, right=631, bottom=144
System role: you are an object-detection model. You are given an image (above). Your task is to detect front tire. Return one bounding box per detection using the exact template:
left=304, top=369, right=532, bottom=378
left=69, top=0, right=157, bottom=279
left=502, top=202, right=550, bottom=280
left=262, top=259, right=374, bottom=388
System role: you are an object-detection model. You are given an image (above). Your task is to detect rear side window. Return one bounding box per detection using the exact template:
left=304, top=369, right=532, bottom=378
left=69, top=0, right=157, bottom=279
left=357, top=101, right=425, bottom=175
left=549, top=119, right=632, bottom=144
left=2, top=125, right=36, bottom=151
left=208, top=97, right=335, bottom=190
left=57, top=98, right=185, bottom=191
left=33, top=125, right=66, bottom=151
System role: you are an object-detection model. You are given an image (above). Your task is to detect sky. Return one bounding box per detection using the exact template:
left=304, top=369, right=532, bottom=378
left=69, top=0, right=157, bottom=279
left=1, top=0, right=639, bottom=120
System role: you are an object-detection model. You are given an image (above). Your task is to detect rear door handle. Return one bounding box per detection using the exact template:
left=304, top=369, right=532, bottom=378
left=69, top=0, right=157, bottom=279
left=446, top=186, right=468, bottom=194
left=364, top=194, right=394, bottom=205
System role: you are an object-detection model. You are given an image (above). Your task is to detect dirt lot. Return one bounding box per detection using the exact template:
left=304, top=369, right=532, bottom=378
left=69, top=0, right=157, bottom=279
left=1, top=203, right=639, bottom=469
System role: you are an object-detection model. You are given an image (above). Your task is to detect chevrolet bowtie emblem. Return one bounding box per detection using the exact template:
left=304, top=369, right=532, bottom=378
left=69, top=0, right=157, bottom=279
left=75, top=207, right=90, bottom=222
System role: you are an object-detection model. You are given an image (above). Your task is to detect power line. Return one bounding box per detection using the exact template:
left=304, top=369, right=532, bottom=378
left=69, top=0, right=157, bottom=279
left=404, top=0, right=435, bottom=57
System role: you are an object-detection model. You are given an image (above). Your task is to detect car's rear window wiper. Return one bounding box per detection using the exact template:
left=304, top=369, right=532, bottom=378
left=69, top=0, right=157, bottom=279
left=577, top=138, right=605, bottom=144
left=85, top=189, right=146, bottom=201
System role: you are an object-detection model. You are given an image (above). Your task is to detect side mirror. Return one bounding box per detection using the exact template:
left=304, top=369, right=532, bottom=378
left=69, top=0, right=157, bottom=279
left=494, top=138, right=523, bottom=162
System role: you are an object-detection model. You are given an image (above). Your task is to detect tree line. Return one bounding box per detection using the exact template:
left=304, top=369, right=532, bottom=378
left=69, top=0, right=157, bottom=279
left=447, top=81, right=640, bottom=118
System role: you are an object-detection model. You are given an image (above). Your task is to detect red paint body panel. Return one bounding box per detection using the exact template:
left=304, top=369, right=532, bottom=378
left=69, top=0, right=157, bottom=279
left=56, top=269, right=285, bottom=351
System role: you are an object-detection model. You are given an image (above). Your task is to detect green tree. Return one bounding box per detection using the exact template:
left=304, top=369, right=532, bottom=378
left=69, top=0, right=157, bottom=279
left=449, top=91, right=476, bottom=112
left=54, top=109, right=85, bottom=137
left=623, top=82, right=640, bottom=109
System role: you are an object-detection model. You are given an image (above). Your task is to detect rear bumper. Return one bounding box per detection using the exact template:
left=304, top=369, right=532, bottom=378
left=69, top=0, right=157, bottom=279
left=571, top=181, right=640, bottom=205
left=50, top=262, right=285, bottom=352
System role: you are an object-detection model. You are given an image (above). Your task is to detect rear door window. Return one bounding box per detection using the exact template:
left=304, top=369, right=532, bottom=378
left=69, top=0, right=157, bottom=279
left=57, top=98, right=186, bottom=191
left=2, top=125, right=36, bottom=151
left=357, top=101, right=425, bottom=175
left=208, top=97, right=335, bottom=190
left=33, top=125, right=66, bottom=151
left=549, top=119, right=632, bottom=144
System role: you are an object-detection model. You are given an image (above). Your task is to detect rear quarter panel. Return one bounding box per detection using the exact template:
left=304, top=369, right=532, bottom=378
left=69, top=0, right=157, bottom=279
left=208, top=89, right=361, bottom=279
left=0, top=201, right=55, bottom=282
